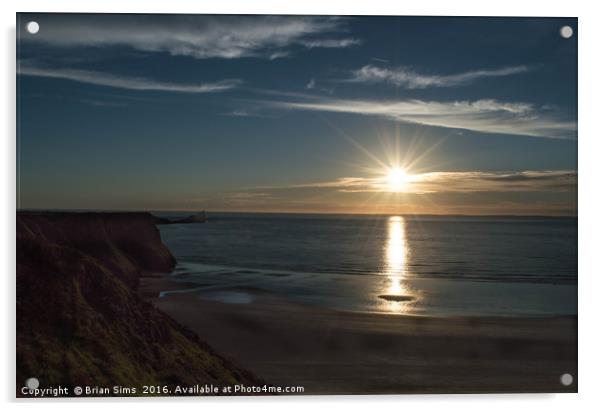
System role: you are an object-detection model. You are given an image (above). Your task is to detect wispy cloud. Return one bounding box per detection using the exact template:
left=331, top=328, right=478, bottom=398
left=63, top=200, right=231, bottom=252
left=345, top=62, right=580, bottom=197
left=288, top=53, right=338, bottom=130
left=303, top=78, right=335, bottom=94
left=225, top=108, right=254, bottom=117
left=265, top=95, right=575, bottom=139
left=18, top=64, right=241, bottom=93
left=350, top=65, right=529, bottom=88
left=259, top=170, right=577, bottom=194
left=298, top=38, right=362, bottom=49
left=23, top=15, right=360, bottom=59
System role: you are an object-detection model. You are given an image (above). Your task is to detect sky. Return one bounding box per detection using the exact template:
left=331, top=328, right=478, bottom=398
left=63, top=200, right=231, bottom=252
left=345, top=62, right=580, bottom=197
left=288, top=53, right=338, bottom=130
left=17, top=14, right=577, bottom=215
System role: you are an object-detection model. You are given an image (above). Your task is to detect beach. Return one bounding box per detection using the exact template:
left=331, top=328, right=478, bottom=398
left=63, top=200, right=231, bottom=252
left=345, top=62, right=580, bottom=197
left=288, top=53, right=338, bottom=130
left=140, top=275, right=578, bottom=394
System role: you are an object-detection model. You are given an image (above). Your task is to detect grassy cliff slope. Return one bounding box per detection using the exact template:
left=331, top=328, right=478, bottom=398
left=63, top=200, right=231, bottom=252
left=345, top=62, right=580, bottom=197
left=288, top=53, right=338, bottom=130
left=16, top=212, right=258, bottom=395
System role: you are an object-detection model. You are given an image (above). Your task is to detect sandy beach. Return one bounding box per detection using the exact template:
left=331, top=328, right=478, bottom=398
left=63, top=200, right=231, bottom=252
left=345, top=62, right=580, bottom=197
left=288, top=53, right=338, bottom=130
left=140, top=275, right=577, bottom=394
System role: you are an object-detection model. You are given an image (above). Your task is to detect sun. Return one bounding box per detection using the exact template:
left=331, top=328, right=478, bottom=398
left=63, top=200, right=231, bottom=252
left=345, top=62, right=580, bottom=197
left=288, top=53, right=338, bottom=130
left=387, top=167, right=409, bottom=192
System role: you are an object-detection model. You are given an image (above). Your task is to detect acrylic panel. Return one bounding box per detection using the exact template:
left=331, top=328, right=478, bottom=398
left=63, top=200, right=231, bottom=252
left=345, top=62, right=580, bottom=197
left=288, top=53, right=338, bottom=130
left=16, top=13, right=577, bottom=397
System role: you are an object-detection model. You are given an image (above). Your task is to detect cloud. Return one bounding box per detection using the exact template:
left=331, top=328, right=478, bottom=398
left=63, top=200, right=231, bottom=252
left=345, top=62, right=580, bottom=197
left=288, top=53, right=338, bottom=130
left=187, top=171, right=576, bottom=215
left=223, top=108, right=274, bottom=118
left=298, top=38, right=362, bottom=48
left=18, top=63, right=241, bottom=93
left=410, top=170, right=577, bottom=193
left=266, top=96, right=575, bottom=139
left=350, top=65, right=529, bottom=88
left=268, top=51, right=291, bottom=60
left=226, top=109, right=253, bottom=117
left=22, top=15, right=360, bottom=59
left=303, top=78, right=335, bottom=94
left=260, top=170, right=577, bottom=194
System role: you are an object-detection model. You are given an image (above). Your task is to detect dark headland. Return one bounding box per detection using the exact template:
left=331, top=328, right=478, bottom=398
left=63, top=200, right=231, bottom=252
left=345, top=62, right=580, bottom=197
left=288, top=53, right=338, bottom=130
left=16, top=211, right=258, bottom=396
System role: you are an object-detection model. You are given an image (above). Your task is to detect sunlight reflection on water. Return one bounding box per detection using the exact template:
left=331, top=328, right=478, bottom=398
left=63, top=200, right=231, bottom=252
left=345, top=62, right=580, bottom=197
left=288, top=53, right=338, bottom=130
left=380, top=216, right=418, bottom=313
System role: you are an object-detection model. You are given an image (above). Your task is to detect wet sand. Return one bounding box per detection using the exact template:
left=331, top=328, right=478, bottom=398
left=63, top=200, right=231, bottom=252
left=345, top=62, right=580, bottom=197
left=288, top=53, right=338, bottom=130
left=140, top=275, right=577, bottom=394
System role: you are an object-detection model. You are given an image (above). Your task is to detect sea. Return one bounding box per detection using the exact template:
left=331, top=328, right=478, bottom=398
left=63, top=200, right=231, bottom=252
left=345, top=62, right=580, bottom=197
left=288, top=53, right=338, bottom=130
left=155, top=212, right=577, bottom=317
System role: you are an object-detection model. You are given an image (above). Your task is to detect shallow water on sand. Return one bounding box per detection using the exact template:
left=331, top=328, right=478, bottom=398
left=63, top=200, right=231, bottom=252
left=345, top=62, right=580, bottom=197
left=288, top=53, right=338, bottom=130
left=157, top=212, right=577, bottom=317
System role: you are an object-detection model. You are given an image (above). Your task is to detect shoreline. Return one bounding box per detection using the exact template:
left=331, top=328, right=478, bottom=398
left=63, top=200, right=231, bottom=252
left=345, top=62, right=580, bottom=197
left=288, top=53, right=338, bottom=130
left=140, top=259, right=577, bottom=318
left=140, top=273, right=578, bottom=394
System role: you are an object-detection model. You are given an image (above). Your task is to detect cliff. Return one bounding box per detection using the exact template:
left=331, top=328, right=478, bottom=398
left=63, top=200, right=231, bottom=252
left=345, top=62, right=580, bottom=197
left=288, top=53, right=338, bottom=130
left=16, top=212, right=258, bottom=395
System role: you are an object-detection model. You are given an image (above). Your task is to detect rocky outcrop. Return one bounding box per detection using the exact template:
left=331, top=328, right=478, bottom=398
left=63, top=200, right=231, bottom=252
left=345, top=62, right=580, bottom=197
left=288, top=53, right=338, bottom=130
left=16, top=212, right=258, bottom=396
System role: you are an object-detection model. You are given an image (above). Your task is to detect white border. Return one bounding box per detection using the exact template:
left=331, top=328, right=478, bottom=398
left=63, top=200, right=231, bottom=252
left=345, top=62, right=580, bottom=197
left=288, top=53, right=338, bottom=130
left=3, top=1, right=600, bottom=410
